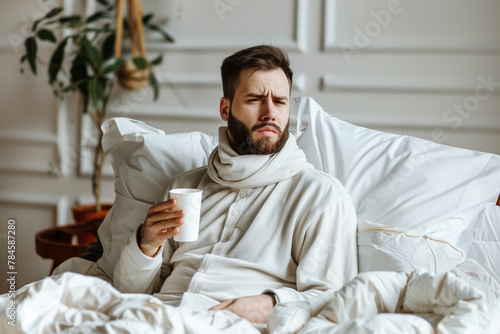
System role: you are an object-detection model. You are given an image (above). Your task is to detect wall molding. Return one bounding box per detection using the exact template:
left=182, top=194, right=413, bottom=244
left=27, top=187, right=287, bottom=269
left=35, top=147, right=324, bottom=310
left=0, top=192, right=69, bottom=227
left=0, top=131, right=57, bottom=174
left=0, top=39, right=15, bottom=50
left=145, top=0, right=308, bottom=53
left=0, top=131, right=57, bottom=144
left=157, top=72, right=306, bottom=91
left=323, top=0, right=500, bottom=54
left=109, top=106, right=221, bottom=120
left=0, top=160, right=52, bottom=175
left=0, top=103, right=69, bottom=179
left=335, top=115, right=500, bottom=133
left=321, top=75, right=500, bottom=95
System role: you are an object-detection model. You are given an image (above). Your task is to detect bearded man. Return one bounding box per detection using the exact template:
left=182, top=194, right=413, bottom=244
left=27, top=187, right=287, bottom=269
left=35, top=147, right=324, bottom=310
left=113, top=45, right=358, bottom=324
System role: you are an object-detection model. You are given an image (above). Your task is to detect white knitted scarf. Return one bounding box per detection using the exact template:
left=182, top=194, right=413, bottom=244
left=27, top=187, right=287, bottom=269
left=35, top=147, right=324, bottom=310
left=207, top=127, right=312, bottom=189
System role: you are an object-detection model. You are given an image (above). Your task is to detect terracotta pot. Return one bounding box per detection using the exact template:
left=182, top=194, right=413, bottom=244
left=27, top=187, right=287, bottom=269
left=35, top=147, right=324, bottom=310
left=71, top=203, right=112, bottom=224
left=35, top=219, right=102, bottom=272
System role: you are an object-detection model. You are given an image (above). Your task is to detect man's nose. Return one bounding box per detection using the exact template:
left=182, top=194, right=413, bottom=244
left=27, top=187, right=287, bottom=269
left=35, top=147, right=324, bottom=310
left=260, top=96, right=277, bottom=122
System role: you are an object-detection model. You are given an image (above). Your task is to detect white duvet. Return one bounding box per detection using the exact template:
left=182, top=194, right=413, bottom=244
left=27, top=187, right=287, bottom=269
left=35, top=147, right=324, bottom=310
left=1, top=267, right=499, bottom=334
left=0, top=273, right=260, bottom=334
left=269, top=268, right=500, bottom=334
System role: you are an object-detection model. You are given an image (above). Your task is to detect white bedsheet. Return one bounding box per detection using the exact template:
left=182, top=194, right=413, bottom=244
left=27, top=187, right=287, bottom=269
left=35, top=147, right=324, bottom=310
left=2, top=268, right=498, bottom=334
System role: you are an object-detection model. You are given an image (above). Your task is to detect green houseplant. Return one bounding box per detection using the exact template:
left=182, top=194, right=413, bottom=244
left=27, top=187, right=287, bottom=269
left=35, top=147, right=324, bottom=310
left=20, top=0, right=173, bottom=216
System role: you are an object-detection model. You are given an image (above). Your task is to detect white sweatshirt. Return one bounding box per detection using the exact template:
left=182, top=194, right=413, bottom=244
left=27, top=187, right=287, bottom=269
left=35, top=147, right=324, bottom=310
left=114, top=127, right=358, bottom=309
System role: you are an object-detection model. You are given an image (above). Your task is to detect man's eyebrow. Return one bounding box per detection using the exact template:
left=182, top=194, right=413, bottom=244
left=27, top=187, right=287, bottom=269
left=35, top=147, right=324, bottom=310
left=244, top=93, right=289, bottom=101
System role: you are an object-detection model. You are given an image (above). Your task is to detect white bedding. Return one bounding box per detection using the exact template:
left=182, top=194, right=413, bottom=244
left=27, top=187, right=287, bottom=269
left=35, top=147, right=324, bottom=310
left=269, top=266, right=500, bottom=334
left=0, top=272, right=261, bottom=334
left=1, top=267, right=498, bottom=333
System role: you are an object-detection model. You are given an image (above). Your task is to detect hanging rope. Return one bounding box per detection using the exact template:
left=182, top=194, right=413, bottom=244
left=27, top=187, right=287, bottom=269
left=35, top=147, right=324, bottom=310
left=115, top=0, right=151, bottom=90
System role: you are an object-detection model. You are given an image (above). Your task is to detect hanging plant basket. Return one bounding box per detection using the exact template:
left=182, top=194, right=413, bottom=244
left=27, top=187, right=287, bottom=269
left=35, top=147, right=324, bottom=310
left=115, top=0, right=152, bottom=91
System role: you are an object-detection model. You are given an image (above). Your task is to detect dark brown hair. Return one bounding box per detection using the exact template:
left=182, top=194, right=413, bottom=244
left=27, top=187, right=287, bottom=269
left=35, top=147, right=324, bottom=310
left=221, top=45, right=293, bottom=102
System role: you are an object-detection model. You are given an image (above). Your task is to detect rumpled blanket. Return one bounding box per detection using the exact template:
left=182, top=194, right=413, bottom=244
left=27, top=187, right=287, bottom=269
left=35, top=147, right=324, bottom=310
left=0, top=273, right=260, bottom=334
left=1, top=269, right=499, bottom=333
left=268, top=269, right=499, bottom=333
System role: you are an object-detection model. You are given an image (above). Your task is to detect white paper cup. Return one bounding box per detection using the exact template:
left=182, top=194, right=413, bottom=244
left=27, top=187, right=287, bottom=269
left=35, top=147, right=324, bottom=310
left=168, top=188, right=203, bottom=242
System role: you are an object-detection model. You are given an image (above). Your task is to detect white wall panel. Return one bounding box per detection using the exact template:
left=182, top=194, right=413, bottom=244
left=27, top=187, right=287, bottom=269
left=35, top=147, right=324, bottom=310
left=319, top=0, right=500, bottom=155
left=324, top=0, right=500, bottom=52
left=142, top=0, right=308, bottom=52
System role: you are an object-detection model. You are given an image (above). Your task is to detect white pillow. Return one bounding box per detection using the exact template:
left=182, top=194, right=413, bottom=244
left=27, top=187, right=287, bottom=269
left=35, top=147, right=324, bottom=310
left=97, top=118, right=218, bottom=277
left=357, top=219, right=466, bottom=274
left=292, top=96, right=500, bottom=246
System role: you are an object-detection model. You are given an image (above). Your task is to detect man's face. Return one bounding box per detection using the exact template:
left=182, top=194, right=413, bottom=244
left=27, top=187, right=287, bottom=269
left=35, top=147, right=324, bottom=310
left=220, top=68, right=290, bottom=155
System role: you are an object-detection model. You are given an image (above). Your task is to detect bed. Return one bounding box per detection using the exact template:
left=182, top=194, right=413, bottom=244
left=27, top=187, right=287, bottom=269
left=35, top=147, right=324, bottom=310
left=1, top=96, right=499, bottom=333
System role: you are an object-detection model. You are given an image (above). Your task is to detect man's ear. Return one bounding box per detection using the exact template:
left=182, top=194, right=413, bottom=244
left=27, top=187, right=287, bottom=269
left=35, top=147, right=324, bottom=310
left=220, top=97, right=230, bottom=122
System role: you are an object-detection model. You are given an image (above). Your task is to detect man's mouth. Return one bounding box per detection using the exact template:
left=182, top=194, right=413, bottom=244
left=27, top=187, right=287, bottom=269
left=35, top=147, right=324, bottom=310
left=253, top=123, right=280, bottom=136
left=257, top=126, right=277, bottom=135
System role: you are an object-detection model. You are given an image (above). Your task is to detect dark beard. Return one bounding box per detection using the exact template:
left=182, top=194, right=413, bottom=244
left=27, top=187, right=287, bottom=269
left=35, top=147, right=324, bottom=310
left=227, top=107, right=289, bottom=155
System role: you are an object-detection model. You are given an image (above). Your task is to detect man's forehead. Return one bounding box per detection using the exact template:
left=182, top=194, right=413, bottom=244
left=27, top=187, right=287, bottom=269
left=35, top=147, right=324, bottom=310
left=237, top=68, right=290, bottom=93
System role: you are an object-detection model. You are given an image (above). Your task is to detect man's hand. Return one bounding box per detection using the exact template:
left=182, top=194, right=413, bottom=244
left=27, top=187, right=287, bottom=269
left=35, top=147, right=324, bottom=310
left=138, top=199, right=185, bottom=257
left=209, top=294, right=276, bottom=324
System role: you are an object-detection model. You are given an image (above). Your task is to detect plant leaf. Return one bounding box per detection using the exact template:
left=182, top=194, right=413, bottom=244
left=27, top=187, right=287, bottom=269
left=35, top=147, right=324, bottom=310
left=48, top=37, right=68, bottom=84
left=146, top=24, right=174, bottom=42
left=95, top=0, right=110, bottom=6
left=44, top=7, right=64, bottom=19
left=24, top=37, right=37, bottom=75
left=37, top=29, right=57, bottom=43
left=62, top=84, right=76, bottom=93
left=151, top=54, right=163, bottom=66
left=85, top=10, right=113, bottom=23
left=101, top=33, right=115, bottom=60
left=142, top=13, right=154, bottom=25
left=20, top=54, right=27, bottom=63
left=88, top=77, right=105, bottom=110
left=80, top=37, right=102, bottom=68
left=100, top=57, right=124, bottom=74
left=84, top=27, right=114, bottom=34
left=133, top=57, right=148, bottom=70
left=58, top=15, right=81, bottom=24
left=32, top=7, right=63, bottom=31
left=70, top=54, right=89, bottom=105
left=149, top=72, right=159, bottom=101
left=81, top=95, right=89, bottom=113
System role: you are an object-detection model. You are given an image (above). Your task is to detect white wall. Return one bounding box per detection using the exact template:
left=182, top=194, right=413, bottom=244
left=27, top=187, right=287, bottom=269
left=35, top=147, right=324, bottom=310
left=1, top=0, right=499, bottom=293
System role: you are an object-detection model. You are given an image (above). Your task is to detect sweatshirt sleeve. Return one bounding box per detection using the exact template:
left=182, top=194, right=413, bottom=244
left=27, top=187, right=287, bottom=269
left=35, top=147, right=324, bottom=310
left=113, top=224, right=168, bottom=294
left=264, top=188, right=358, bottom=304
